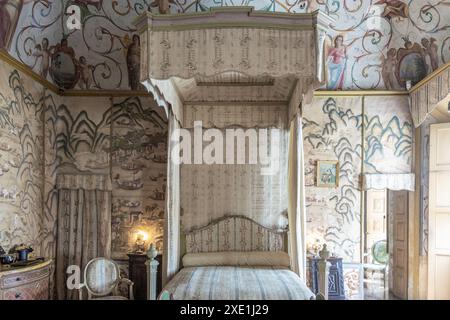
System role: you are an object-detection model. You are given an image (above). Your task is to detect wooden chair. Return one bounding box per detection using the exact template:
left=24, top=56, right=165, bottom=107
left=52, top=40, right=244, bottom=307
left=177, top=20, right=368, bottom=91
left=77, top=257, right=134, bottom=300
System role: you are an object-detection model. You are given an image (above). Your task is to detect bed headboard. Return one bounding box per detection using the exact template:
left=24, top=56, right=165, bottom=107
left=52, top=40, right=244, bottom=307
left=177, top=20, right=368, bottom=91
left=182, top=215, right=287, bottom=254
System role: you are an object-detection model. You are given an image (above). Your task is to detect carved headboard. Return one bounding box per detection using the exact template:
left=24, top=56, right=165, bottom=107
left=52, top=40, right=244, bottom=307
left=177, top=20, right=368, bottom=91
left=183, top=215, right=287, bottom=254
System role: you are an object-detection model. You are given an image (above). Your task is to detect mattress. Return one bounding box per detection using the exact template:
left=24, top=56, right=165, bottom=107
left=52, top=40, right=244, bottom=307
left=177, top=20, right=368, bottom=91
left=161, top=265, right=315, bottom=300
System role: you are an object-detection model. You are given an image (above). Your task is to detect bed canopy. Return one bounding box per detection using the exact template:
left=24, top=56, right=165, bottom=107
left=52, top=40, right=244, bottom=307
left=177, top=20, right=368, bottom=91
left=134, top=7, right=333, bottom=285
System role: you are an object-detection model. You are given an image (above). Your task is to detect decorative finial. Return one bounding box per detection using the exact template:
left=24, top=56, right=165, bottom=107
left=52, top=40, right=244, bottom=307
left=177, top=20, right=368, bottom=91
left=147, top=243, right=158, bottom=260
left=319, top=244, right=330, bottom=260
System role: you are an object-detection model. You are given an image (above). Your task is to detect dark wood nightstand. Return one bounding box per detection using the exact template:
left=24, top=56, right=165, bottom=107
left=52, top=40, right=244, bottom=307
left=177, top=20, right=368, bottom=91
left=127, top=253, right=162, bottom=300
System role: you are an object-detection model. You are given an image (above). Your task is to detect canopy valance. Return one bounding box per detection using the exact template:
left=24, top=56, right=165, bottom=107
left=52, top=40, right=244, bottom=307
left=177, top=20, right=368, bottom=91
left=135, top=7, right=333, bottom=117
left=362, top=173, right=415, bottom=192
left=56, top=174, right=112, bottom=191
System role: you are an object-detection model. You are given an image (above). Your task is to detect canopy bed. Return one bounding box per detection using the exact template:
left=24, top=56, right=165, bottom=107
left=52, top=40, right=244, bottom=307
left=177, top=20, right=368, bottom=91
left=134, top=7, right=334, bottom=300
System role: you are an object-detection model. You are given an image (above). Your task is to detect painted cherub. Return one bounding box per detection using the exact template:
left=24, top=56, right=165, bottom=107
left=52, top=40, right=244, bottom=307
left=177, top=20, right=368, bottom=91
left=30, top=37, right=51, bottom=78
left=421, top=37, right=439, bottom=72
left=77, top=56, right=95, bottom=89
left=381, top=48, right=399, bottom=90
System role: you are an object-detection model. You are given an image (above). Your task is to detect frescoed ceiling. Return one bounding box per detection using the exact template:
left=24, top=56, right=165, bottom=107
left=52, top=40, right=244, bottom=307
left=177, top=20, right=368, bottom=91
left=1, top=0, right=449, bottom=91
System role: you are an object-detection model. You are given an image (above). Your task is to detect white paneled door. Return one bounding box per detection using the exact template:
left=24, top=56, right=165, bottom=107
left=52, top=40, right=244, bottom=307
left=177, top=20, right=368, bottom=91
left=428, top=123, right=450, bottom=300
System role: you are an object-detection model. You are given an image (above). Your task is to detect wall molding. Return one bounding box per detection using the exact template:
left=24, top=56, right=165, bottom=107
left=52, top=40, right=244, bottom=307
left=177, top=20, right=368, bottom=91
left=62, top=89, right=151, bottom=97
left=0, top=49, right=59, bottom=92
left=184, top=100, right=288, bottom=106
left=314, top=90, right=408, bottom=96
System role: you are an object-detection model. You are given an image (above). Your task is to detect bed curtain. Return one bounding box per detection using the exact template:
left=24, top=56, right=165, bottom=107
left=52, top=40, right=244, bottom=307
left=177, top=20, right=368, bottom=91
left=287, top=114, right=307, bottom=279
left=180, top=105, right=289, bottom=232
left=163, top=111, right=181, bottom=285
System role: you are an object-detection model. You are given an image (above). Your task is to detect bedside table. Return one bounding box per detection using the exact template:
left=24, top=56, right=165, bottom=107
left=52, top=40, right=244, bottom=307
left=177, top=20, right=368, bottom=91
left=127, top=253, right=162, bottom=300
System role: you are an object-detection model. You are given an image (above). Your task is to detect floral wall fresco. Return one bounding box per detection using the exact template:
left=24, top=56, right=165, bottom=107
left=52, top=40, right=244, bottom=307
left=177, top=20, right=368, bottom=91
left=4, top=0, right=450, bottom=91
left=315, top=0, right=450, bottom=90
left=303, top=95, right=412, bottom=262
left=9, top=0, right=149, bottom=90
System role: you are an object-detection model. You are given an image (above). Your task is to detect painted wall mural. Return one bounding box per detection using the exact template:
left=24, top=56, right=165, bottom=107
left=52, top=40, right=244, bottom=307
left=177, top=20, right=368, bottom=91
left=0, top=0, right=23, bottom=50
left=44, top=94, right=168, bottom=259
left=303, top=95, right=412, bottom=262
left=303, top=96, right=363, bottom=262
left=364, top=95, right=413, bottom=174
left=419, top=115, right=438, bottom=256
left=0, top=59, right=47, bottom=256
left=111, top=96, right=167, bottom=259
left=9, top=0, right=148, bottom=90
left=316, top=0, right=450, bottom=90
left=6, top=0, right=450, bottom=91
left=0, top=58, right=168, bottom=264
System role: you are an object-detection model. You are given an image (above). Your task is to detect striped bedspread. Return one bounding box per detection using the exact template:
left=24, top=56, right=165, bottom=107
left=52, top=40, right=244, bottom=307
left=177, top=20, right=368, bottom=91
left=161, top=266, right=315, bottom=300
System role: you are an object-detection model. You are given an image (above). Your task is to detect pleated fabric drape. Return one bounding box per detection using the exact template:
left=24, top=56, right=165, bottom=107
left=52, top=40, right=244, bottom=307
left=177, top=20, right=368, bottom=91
left=55, top=175, right=112, bottom=300
left=287, top=114, right=307, bottom=279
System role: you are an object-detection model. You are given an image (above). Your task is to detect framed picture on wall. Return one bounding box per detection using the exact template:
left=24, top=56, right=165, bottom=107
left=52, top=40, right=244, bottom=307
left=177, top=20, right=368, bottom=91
left=316, top=160, right=339, bottom=187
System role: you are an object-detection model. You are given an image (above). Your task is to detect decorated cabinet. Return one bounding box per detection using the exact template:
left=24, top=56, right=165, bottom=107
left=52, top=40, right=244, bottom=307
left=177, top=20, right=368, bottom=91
left=308, top=257, right=345, bottom=300
left=0, top=260, right=52, bottom=300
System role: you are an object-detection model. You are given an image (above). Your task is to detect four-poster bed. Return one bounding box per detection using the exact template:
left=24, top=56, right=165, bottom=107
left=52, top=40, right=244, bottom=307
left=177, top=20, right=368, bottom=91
left=163, top=215, right=314, bottom=300
left=134, top=7, right=334, bottom=300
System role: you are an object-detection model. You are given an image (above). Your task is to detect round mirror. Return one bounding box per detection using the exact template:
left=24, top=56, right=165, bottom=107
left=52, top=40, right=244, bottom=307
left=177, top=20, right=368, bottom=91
left=50, top=43, right=80, bottom=89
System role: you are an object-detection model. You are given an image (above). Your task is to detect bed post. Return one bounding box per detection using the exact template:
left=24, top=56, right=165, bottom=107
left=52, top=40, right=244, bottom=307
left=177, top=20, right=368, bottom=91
left=317, top=244, right=331, bottom=300
left=146, top=243, right=159, bottom=300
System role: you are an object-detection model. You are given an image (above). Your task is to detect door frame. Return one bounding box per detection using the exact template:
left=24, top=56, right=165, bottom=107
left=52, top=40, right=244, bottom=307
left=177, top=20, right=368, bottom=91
left=427, top=122, right=450, bottom=300
left=363, top=189, right=409, bottom=299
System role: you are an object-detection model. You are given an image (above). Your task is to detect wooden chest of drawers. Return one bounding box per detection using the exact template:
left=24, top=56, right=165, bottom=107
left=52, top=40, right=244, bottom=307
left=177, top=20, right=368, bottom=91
left=0, top=260, right=52, bottom=300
